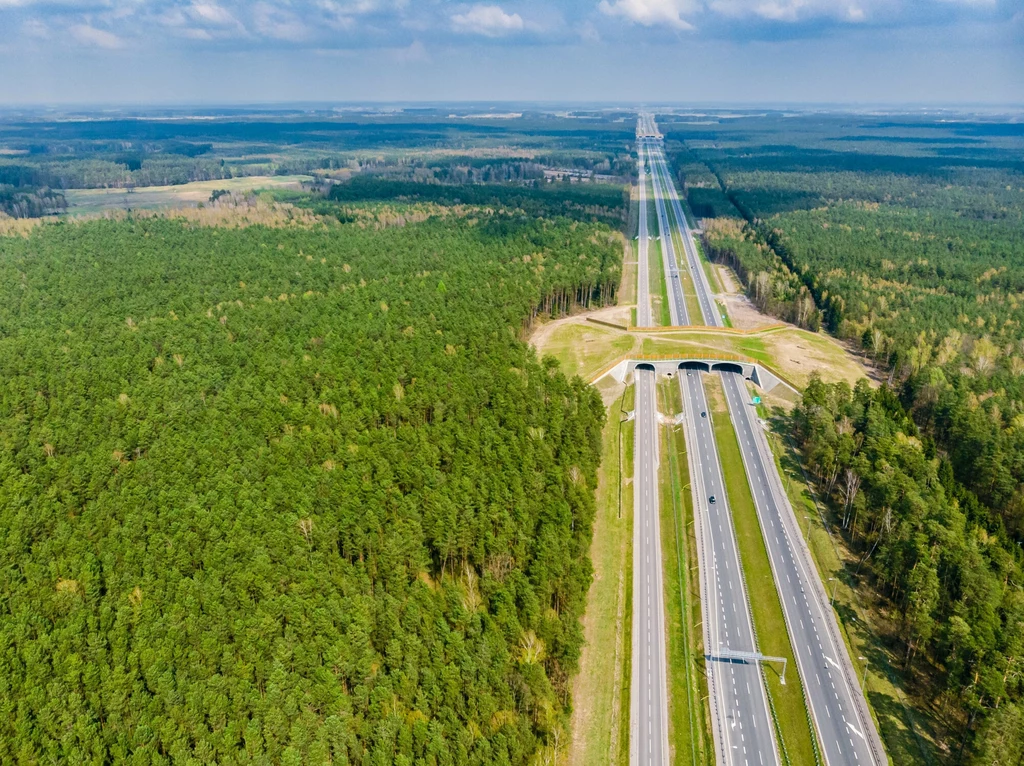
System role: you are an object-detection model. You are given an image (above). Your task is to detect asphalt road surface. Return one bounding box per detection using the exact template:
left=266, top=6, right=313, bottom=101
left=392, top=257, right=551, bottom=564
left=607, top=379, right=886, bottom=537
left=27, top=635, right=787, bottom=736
left=631, top=367, right=670, bottom=766
left=643, top=117, right=779, bottom=765
left=636, top=144, right=652, bottom=328
left=679, top=368, right=781, bottom=766
left=643, top=136, right=688, bottom=326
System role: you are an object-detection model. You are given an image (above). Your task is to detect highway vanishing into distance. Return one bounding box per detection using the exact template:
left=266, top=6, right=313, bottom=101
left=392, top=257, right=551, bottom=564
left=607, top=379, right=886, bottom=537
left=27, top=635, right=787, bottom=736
left=638, top=115, right=780, bottom=766
left=631, top=366, right=670, bottom=766
left=631, top=115, right=669, bottom=765
left=636, top=144, right=652, bottom=328
left=636, top=113, right=885, bottom=766
left=646, top=133, right=686, bottom=326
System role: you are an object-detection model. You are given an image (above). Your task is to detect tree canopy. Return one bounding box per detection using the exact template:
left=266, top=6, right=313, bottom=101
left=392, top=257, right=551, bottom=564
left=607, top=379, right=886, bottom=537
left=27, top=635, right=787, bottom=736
left=0, top=205, right=620, bottom=764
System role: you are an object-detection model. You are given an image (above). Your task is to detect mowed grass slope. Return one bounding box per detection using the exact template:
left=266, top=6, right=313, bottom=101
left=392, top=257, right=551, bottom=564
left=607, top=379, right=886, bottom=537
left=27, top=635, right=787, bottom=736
left=568, top=388, right=634, bottom=766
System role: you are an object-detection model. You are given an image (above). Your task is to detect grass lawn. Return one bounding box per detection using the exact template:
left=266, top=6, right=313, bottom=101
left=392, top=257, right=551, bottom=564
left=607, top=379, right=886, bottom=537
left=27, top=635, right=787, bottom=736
left=621, top=247, right=637, bottom=313
left=704, top=375, right=820, bottom=766
left=535, top=323, right=637, bottom=380
left=657, top=378, right=712, bottom=765
left=716, top=301, right=734, bottom=328
left=568, top=388, right=635, bottom=765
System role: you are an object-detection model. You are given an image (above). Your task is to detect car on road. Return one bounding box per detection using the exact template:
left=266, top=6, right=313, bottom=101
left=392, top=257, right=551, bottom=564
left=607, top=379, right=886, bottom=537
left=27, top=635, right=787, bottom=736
left=709, top=495, right=716, bottom=504
left=701, top=411, right=706, bottom=418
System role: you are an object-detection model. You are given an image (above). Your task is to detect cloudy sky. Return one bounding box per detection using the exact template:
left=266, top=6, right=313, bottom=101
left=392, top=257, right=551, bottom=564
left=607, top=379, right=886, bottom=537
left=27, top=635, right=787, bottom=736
left=0, top=0, right=1021, bottom=104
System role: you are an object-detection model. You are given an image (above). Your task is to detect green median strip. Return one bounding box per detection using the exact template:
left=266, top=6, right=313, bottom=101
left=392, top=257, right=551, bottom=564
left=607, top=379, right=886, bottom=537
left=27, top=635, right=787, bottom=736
left=657, top=378, right=712, bottom=765
left=650, top=228, right=672, bottom=328
left=704, top=375, right=820, bottom=766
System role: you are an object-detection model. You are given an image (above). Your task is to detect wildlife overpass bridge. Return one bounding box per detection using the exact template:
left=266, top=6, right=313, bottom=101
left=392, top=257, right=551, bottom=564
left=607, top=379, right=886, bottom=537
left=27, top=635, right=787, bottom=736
left=599, top=355, right=787, bottom=393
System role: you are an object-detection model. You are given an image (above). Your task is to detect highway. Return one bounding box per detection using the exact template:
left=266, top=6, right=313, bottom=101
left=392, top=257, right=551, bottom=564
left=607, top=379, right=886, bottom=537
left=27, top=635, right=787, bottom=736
left=636, top=143, right=652, bottom=328
left=679, top=366, right=780, bottom=766
left=643, top=135, right=687, bottom=326
left=630, top=366, right=670, bottom=766
left=644, top=114, right=886, bottom=766
left=641, top=115, right=780, bottom=766
left=630, top=121, right=669, bottom=766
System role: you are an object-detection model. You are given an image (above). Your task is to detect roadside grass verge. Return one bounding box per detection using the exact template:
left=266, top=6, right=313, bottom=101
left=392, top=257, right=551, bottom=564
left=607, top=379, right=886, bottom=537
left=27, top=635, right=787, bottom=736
left=657, top=378, right=711, bottom=765
left=694, top=239, right=724, bottom=293
left=765, top=414, right=946, bottom=765
left=569, top=388, right=635, bottom=765
left=716, top=301, right=734, bottom=328
left=704, top=375, right=820, bottom=766
left=621, top=242, right=637, bottom=313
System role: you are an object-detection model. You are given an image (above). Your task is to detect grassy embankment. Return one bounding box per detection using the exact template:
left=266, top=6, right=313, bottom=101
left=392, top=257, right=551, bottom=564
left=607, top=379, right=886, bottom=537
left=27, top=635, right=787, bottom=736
left=567, top=385, right=635, bottom=765
left=620, top=179, right=640, bottom=314
left=704, top=375, right=820, bottom=766
left=534, top=320, right=866, bottom=398
left=657, top=378, right=711, bottom=765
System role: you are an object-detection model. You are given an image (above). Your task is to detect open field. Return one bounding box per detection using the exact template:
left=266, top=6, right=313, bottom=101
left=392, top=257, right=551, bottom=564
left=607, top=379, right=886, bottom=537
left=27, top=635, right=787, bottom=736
left=704, top=375, right=819, bottom=766
left=64, top=175, right=314, bottom=215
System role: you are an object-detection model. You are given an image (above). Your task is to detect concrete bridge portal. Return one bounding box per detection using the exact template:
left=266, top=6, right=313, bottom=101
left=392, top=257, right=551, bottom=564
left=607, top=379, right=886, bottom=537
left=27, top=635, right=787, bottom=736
left=612, top=358, right=783, bottom=393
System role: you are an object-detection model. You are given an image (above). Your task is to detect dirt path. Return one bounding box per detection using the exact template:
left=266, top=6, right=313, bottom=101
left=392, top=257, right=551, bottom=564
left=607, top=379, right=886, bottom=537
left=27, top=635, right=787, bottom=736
left=712, top=263, right=780, bottom=331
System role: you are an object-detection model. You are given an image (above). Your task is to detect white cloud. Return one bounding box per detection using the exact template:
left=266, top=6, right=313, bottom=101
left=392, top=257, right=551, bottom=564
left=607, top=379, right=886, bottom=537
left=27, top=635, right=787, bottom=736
left=578, top=19, right=601, bottom=41
left=188, top=3, right=239, bottom=26
left=180, top=27, right=214, bottom=39
left=598, top=0, right=696, bottom=30
left=253, top=2, right=309, bottom=40
left=706, top=0, right=886, bottom=22
left=70, top=23, right=124, bottom=48
left=451, top=4, right=525, bottom=36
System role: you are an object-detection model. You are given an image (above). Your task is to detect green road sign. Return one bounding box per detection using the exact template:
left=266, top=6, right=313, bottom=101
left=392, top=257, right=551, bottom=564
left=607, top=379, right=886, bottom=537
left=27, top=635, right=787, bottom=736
left=752, top=396, right=761, bottom=404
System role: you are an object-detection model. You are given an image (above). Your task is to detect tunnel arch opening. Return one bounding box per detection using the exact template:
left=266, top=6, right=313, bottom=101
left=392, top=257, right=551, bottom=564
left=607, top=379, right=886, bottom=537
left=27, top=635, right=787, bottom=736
left=711, top=362, right=744, bottom=375
left=678, top=361, right=711, bottom=373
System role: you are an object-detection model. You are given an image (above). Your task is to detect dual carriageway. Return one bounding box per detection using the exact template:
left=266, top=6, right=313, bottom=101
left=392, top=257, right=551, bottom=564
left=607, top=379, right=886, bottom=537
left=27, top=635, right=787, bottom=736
left=628, top=115, right=883, bottom=766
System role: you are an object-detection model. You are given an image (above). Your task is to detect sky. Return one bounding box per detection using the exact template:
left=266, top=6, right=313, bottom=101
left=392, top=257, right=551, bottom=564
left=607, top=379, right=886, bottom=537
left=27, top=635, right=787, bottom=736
left=0, top=0, right=1021, bottom=105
